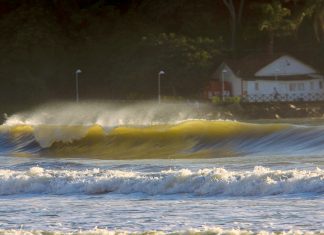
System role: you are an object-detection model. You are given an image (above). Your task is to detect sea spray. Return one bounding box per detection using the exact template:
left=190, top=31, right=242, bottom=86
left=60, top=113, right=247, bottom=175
left=4, top=101, right=211, bottom=127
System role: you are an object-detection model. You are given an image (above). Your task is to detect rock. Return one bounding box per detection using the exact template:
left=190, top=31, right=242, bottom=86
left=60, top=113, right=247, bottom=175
left=289, top=104, right=296, bottom=109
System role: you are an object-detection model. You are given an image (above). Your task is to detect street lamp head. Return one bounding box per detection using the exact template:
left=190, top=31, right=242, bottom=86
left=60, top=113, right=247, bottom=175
left=159, top=70, right=165, bottom=75
left=76, top=69, right=82, bottom=74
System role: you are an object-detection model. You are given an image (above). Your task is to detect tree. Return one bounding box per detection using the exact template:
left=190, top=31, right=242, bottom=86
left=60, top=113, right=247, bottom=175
left=222, top=0, right=245, bottom=54
left=254, top=0, right=304, bottom=55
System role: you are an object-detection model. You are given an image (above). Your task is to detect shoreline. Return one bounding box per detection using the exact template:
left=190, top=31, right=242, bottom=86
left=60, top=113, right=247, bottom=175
left=208, top=102, right=324, bottom=120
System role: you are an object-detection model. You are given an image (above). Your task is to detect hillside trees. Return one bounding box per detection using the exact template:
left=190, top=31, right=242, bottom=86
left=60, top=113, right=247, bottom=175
left=0, top=1, right=70, bottom=103
left=0, top=0, right=322, bottom=106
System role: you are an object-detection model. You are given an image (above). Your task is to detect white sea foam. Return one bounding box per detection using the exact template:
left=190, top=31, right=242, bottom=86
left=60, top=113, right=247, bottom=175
left=0, top=227, right=322, bottom=235
left=0, top=166, right=322, bottom=196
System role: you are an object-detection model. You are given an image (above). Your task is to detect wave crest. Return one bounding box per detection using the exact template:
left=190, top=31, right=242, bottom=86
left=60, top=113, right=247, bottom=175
left=1, top=119, right=324, bottom=158
left=0, top=166, right=322, bottom=196
left=2, top=102, right=324, bottom=158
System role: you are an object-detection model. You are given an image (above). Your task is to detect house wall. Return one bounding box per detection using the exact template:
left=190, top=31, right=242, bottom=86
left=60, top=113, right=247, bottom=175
left=255, top=55, right=317, bottom=77
left=202, top=81, right=231, bottom=99
left=222, top=65, right=242, bottom=96
left=246, top=79, right=324, bottom=101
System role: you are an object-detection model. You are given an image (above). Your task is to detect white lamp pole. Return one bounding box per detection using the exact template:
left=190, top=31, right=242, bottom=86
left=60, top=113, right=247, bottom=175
left=75, top=69, right=82, bottom=103
left=158, top=70, right=165, bottom=104
left=222, top=69, right=227, bottom=102
left=275, top=68, right=279, bottom=80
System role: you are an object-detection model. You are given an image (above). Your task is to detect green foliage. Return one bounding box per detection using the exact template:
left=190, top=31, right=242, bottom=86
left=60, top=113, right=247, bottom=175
left=254, top=1, right=300, bottom=37
left=212, top=96, right=241, bottom=105
left=212, top=96, right=222, bottom=104
left=225, top=96, right=241, bottom=104
left=253, top=0, right=323, bottom=40
left=250, top=0, right=319, bottom=53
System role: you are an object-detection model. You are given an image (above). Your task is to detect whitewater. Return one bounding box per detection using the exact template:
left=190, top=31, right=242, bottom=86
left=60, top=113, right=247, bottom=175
left=0, top=101, right=323, bottom=234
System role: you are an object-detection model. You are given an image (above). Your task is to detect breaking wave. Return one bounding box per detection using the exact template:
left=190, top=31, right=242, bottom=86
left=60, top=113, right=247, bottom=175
left=0, top=120, right=324, bottom=158
left=0, top=166, right=322, bottom=196
left=1, top=101, right=324, bottom=159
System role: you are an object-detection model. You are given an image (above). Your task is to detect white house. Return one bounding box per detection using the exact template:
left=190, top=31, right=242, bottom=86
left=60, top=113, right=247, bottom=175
left=213, top=54, right=324, bottom=102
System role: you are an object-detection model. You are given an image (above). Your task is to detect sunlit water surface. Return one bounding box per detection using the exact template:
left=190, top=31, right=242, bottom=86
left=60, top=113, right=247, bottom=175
left=0, top=102, right=323, bottom=234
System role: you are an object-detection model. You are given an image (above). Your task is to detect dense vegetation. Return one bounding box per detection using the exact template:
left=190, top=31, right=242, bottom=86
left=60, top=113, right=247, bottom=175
left=0, top=0, right=323, bottom=106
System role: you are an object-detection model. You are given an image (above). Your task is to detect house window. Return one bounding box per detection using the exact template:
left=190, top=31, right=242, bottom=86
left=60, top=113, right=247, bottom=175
left=255, top=82, right=259, bottom=91
left=310, top=81, right=314, bottom=90
left=289, top=83, right=296, bottom=92
left=320, top=81, right=323, bottom=89
left=297, top=83, right=305, bottom=91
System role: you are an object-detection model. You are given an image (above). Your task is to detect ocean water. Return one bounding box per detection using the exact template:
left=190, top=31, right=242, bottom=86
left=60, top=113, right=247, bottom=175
left=0, top=102, right=323, bottom=235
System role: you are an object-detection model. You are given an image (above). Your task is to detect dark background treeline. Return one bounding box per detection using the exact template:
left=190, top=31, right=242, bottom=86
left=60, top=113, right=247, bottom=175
left=0, top=0, right=323, bottom=107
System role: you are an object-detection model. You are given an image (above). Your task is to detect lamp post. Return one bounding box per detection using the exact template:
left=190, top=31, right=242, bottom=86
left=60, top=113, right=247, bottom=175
left=158, top=70, right=165, bottom=104
left=75, top=69, right=82, bottom=103
left=275, top=68, right=279, bottom=81
left=222, top=69, right=227, bottom=102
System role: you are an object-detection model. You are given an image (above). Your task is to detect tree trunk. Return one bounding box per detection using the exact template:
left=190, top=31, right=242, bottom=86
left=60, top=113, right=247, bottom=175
left=222, top=0, right=245, bottom=55
left=313, top=6, right=324, bottom=42
left=223, top=0, right=236, bottom=52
